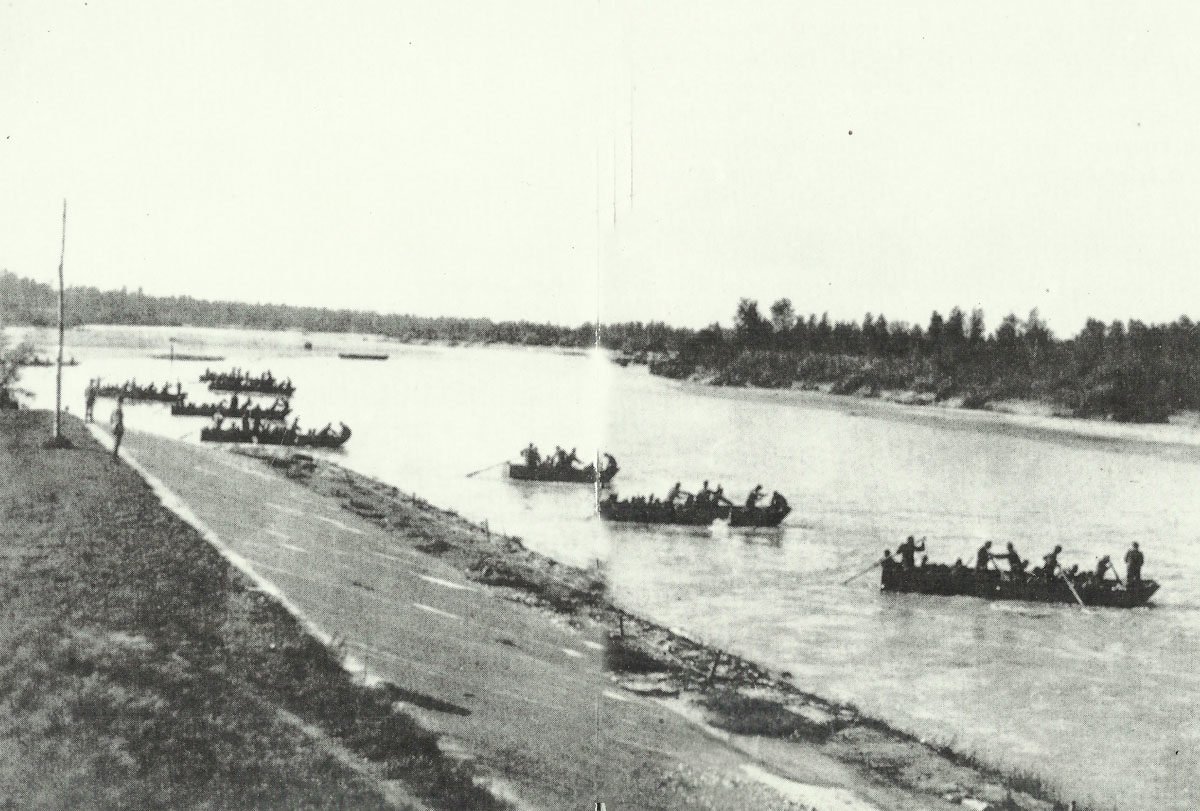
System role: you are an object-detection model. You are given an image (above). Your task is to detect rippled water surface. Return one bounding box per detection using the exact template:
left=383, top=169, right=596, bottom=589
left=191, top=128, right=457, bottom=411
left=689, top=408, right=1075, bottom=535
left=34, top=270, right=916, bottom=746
left=11, top=325, right=1200, bottom=811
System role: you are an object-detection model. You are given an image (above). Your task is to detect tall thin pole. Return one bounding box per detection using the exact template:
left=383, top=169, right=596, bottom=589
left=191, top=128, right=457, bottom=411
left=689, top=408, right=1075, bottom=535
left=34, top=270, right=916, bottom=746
left=54, top=200, right=67, bottom=440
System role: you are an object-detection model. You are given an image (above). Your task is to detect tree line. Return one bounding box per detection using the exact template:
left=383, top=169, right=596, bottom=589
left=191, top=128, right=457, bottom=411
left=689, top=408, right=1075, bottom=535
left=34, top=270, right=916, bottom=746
left=650, top=297, right=1200, bottom=422
left=5, top=271, right=1196, bottom=422
left=0, top=270, right=686, bottom=353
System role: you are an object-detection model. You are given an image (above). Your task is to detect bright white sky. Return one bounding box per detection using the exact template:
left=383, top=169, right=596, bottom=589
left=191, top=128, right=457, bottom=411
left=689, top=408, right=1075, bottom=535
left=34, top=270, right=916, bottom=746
left=4, top=2, right=1200, bottom=335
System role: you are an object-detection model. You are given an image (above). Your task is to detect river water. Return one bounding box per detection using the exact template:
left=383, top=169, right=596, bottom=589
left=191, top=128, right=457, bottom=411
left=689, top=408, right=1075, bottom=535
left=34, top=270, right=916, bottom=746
left=9, top=325, right=1199, bottom=811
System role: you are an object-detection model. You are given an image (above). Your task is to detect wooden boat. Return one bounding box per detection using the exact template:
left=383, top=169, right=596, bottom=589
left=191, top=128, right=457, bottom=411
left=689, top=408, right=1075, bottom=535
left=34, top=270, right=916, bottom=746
left=199, top=424, right=351, bottom=447
left=19, top=356, right=78, bottom=367
left=507, top=455, right=618, bottom=484
left=880, top=564, right=1159, bottom=608
left=207, top=378, right=295, bottom=397
left=151, top=353, right=224, bottom=361
left=599, top=491, right=791, bottom=528
left=171, top=401, right=291, bottom=420
left=718, top=503, right=791, bottom=528
left=92, top=384, right=183, bottom=403
left=338, top=352, right=389, bottom=360
left=599, top=498, right=718, bottom=526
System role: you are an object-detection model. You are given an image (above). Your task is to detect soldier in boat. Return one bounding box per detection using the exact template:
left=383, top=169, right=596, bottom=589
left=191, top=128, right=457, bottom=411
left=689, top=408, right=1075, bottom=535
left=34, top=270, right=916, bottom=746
left=1125, top=542, right=1144, bottom=584
left=880, top=549, right=898, bottom=575
left=745, top=484, right=765, bottom=508
left=712, top=485, right=732, bottom=507
left=994, top=542, right=1027, bottom=577
left=975, top=541, right=995, bottom=572
left=521, top=442, right=540, bottom=468
left=1040, top=545, right=1063, bottom=581
left=769, top=491, right=789, bottom=511
left=565, top=447, right=581, bottom=469
left=897, top=535, right=925, bottom=569
left=665, top=482, right=686, bottom=503
left=1093, top=555, right=1113, bottom=584
left=695, top=480, right=712, bottom=506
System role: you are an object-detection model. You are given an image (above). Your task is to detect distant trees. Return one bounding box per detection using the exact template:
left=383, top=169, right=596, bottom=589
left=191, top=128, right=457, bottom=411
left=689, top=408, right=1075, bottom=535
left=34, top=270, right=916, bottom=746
left=0, top=270, right=690, bottom=354
left=657, top=295, right=1200, bottom=423
left=5, top=268, right=1199, bottom=423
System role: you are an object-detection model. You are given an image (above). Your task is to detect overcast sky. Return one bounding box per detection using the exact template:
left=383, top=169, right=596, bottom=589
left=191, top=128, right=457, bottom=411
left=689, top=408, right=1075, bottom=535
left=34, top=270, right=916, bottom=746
left=4, top=2, right=1200, bottom=335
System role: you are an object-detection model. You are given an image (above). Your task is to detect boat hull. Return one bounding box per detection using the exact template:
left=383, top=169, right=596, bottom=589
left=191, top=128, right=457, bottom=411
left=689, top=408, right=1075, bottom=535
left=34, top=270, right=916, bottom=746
left=199, top=427, right=351, bottom=448
left=880, top=566, right=1159, bottom=608
left=507, top=462, right=618, bottom=484
left=93, top=387, right=183, bottom=403
left=722, top=504, right=791, bottom=528
left=598, top=501, right=717, bottom=526
left=597, top=500, right=790, bottom=527
left=172, top=402, right=291, bottom=420
left=208, top=381, right=295, bottom=397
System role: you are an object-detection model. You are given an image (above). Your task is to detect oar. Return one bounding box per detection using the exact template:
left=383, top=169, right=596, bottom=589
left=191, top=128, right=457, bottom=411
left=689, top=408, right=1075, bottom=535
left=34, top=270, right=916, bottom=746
left=1057, top=566, right=1087, bottom=608
left=842, top=554, right=891, bottom=585
left=465, top=460, right=508, bottom=478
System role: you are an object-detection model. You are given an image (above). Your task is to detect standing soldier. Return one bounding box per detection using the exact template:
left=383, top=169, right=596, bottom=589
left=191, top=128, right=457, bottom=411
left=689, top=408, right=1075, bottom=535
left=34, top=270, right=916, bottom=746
left=1124, top=542, right=1144, bottom=584
left=84, top=380, right=97, bottom=423
left=975, top=540, right=994, bottom=572
left=111, top=397, right=125, bottom=460
left=897, top=535, right=925, bottom=569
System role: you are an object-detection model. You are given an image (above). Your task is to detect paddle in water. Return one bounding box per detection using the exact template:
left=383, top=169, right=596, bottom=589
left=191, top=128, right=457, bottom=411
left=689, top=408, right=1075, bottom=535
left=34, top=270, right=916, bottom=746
left=465, top=460, right=508, bottom=478
left=1057, top=566, right=1087, bottom=607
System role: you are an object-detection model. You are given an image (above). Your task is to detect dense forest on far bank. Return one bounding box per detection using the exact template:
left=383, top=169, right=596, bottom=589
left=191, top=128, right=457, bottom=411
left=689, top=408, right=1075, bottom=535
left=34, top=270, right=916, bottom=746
left=651, top=298, right=1200, bottom=423
left=3, top=271, right=1198, bottom=422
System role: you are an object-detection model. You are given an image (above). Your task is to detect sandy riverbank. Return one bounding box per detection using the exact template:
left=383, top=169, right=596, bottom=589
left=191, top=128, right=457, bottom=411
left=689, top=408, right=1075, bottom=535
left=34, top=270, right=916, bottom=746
left=231, top=444, right=1094, bottom=811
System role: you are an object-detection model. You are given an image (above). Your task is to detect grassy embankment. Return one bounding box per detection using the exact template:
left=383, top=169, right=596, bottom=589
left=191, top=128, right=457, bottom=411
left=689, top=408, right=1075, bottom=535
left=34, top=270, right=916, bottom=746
left=0, top=410, right=507, bottom=811
left=237, top=445, right=1099, bottom=811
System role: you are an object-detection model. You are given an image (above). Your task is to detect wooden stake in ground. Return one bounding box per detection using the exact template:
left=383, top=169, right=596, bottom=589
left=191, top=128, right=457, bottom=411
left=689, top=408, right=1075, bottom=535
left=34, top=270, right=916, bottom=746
left=53, top=199, right=67, bottom=443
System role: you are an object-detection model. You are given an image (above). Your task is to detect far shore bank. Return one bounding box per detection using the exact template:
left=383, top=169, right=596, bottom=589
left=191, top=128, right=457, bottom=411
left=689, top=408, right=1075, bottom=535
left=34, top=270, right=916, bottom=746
left=644, top=369, right=1200, bottom=464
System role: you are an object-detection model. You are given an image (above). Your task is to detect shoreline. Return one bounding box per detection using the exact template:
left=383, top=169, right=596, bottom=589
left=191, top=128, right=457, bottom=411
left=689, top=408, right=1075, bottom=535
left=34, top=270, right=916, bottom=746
left=648, top=370, right=1200, bottom=464
left=232, top=444, right=1093, bottom=811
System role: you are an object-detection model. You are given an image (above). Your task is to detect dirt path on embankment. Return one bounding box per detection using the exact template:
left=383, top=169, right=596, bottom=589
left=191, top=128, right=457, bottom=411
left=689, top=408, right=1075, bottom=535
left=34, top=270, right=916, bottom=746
left=0, top=411, right=507, bottom=810
left=88, top=422, right=1093, bottom=811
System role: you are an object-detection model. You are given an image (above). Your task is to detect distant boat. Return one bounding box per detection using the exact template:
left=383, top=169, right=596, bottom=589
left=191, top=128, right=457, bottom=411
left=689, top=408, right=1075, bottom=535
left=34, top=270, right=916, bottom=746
left=19, top=356, right=78, bottom=367
left=338, top=353, right=389, bottom=361
left=150, top=353, right=225, bottom=361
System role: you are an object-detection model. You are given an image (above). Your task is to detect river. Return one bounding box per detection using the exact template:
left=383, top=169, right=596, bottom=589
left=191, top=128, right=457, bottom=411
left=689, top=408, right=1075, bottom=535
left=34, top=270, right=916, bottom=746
left=9, top=324, right=1199, bottom=811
